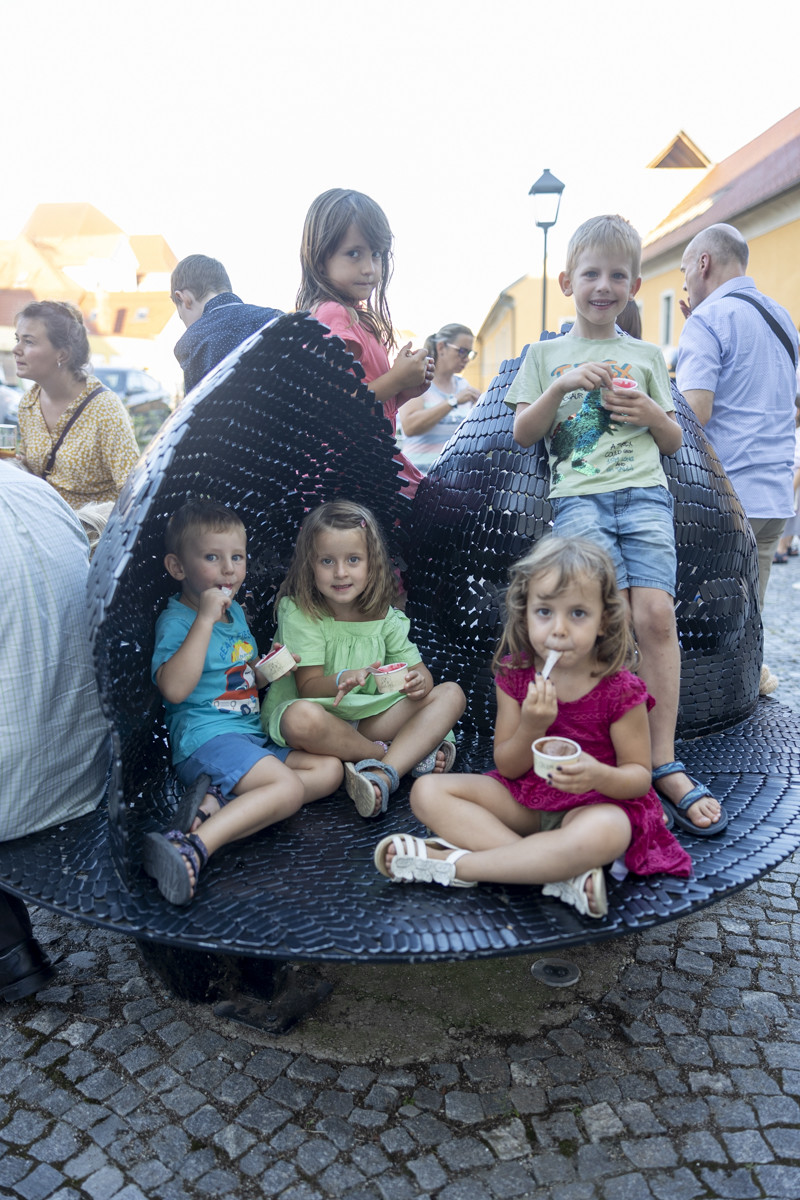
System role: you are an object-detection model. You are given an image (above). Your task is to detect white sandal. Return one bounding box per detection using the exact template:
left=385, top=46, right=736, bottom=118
left=373, top=833, right=476, bottom=888
left=542, top=867, right=608, bottom=919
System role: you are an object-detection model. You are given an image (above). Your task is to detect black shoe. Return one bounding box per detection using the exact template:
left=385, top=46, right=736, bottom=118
left=0, top=937, right=55, bottom=1002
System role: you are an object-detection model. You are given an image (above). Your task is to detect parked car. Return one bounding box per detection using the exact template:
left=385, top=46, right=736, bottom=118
left=94, top=367, right=171, bottom=410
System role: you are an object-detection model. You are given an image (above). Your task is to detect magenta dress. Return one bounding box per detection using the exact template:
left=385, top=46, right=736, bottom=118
left=314, top=301, right=424, bottom=499
left=487, top=663, right=693, bottom=878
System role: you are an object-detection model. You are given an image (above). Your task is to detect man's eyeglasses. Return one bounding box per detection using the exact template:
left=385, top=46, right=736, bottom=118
left=446, top=344, right=477, bottom=362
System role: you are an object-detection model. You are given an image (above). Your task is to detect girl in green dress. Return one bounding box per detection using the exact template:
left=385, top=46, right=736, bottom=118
left=261, top=501, right=465, bottom=817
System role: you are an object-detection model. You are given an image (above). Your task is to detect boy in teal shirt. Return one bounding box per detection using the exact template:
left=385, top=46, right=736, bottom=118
left=146, top=500, right=342, bottom=904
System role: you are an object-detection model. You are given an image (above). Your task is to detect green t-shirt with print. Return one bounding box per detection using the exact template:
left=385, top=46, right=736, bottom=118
left=505, top=335, right=674, bottom=499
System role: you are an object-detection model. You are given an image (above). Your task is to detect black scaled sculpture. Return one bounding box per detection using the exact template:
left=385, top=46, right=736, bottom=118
left=0, top=321, right=798, bottom=970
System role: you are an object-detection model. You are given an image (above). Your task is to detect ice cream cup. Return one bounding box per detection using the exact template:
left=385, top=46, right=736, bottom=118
left=372, top=663, right=408, bottom=694
left=611, top=378, right=637, bottom=391
left=532, top=736, right=581, bottom=780
left=256, top=644, right=295, bottom=683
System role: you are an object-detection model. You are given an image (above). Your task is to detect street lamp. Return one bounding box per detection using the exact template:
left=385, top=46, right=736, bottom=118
left=529, top=169, right=565, bottom=334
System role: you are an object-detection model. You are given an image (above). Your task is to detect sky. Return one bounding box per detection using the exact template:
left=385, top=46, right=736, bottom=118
left=4, top=0, right=799, bottom=351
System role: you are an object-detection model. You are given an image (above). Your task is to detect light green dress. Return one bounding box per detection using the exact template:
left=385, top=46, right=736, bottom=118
left=261, top=598, right=422, bottom=747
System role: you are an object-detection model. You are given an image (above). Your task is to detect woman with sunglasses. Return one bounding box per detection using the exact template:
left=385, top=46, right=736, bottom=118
left=399, top=324, right=481, bottom=474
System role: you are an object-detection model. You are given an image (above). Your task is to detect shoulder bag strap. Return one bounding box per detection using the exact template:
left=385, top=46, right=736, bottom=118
left=42, top=385, right=105, bottom=480
left=727, top=291, right=798, bottom=369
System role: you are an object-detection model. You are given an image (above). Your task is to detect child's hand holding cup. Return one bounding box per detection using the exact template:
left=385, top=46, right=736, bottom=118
left=532, top=736, right=582, bottom=780
left=255, top=644, right=296, bottom=685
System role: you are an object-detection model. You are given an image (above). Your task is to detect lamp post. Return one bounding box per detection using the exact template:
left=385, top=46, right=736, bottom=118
left=529, top=169, right=565, bottom=335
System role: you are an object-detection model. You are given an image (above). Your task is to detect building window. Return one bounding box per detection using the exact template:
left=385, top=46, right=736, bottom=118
left=660, top=291, right=674, bottom=346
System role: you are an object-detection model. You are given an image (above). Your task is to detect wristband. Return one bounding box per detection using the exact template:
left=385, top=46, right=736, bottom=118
left=335, top=669, right=348, bottom=688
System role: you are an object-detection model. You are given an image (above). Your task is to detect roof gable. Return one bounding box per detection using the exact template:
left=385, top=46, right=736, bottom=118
left=644, top=107, right=800, bottom=260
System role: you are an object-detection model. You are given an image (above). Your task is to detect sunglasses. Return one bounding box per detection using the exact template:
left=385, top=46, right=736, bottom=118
left=446, top=344, right=476, bottom=362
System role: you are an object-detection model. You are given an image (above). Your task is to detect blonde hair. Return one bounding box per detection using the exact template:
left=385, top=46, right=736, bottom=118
left=565, top=214, right=641, bottom=280
left=296, top=189, right=396, bottom=350
left=493, top=536, right=634, bottom=679
left=76, top=501, right=114, bottom=557
left=276, top=500, right=397, bottom=620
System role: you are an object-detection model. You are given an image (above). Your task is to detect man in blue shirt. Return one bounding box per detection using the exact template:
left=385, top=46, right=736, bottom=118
left=172, top=255, right=282, bottom=395
left=676, top=223, right=797, bottom=615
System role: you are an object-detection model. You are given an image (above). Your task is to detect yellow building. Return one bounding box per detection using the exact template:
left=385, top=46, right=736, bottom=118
left=471, top=109, right=800, bottom=393
left=468, top=273, right=576, bottom=394
left=640, top=108, right=800, bottom=353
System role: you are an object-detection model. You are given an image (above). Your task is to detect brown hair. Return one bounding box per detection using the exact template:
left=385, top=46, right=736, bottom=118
left=170, top=255, right=232, bottom=301
left=296, top=189, right=396, bottom=350
left=565, top=214, right=642, bottom=280
left=276, top=500, right=397, bottom=620
left=16, top=300, right=90, bottom=380
left=423, top=323, right=474, bottom=363
left=165, top=499, right=246, bottom=560
left=493, top=536, right=634, bottom=678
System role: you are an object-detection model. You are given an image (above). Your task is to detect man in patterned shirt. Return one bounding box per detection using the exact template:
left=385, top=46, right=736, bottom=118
left=0, top=467, right=110, bottom=1001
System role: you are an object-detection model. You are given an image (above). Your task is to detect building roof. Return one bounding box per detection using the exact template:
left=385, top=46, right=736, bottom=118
left=22, top=203, right=122, bottom=243
left=643, top=107, right=800, bottom=261
left=129, top=235, right=178, bottom=278
left=647, top=130, right=711, bottom=170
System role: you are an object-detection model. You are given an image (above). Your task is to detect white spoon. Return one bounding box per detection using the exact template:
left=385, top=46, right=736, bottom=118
left=541, top=650, right=562, bottom=680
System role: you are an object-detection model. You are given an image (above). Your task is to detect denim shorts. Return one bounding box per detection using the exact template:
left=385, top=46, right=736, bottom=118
left=550, top=487, right=676, bottom=594
left=175, top=732, right=291, bottom=800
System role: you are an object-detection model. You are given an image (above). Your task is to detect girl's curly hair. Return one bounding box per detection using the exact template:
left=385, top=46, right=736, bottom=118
left=492, top=535, right=635, bottom=679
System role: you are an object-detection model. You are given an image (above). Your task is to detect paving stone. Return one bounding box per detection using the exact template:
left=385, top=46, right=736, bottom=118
left=351, top=1144, right=391, bottom=1177
left=267, top=1076, right=313, bottom=1111
left=530, top=1150, right=576, bottom=1186
left=237, top=1096, right=292, bottom=1136
left=3, top=1111, right=51, bottom=1145
left=318, top=1161, right=366, bottom=1195
left=260, top=1160, right=298, bottom=1193
left=462, top=1058, right=511, bottom=1090
left=245, top=1046, right=292, bottom=1081
left=31, top=1123, right=81, bottom=1162
left=82, top=1165, right=126, bottom=1200
left=763, top=1125, right=800, bottom=1157
left=438, top=1137, right=496, bottom=1171
left=753, top=1093, right=800, bottom=1124
left=407, top=1154, right=448, bottom=1192
left=480, top=1118, right=530, bottom=1160
left=295, top=1137, right=338, bottom=1175
left=600, top=1173, right=653, bottom=1199
left=333, top=1065, right=375, bottom=1092
left=754, top=1165, right=800, bottom=1197
left=14, top=1163, right=66, bottom=1200
left=317, top=1116, right=357, bottom=1151
left=620, top=1138, right=678, bottom=1169
left=582, top=1103, right=625, bottom=1141
left=648, top=1167, right=706, bottom=1200
left=287, top=1055, right=338, bottom=1084
left=196, top=1170, right=240, bottom=1196
left=615, top=1102, right=664, bottom=1135
left=679, top=1132, right=727, bottom=1165
left=445, top=1091, right=485, bottom=1124
left=698, top=1167, right=760, bottom=1198
left=483, top=1161, right=534, bottom=1198
left=429, top=1063, right=461, bottom=1087
left=380, top=1127, right=417, bottom=1156
left=438, top=1180, right=494, bottom=1200
left=350, top=1108, right=389, bottom=1128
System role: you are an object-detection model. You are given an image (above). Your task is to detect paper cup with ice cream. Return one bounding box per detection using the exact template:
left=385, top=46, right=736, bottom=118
left=532, top=736, right=581, bottom=780
left=372, top=663, right=408, bottom=694
left=256, top=644, right=296, bottom=683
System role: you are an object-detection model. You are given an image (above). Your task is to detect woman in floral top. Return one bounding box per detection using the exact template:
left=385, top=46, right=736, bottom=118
left=14, top=300, right=140, bottom=509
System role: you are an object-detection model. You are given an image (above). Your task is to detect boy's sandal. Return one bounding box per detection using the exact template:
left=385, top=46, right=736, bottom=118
left=142, top=829, right=208, bottom=906
left=542, top=867, right=608, bottom=919
left=373, top=832, right=476, bottom=888
left=411, top=739, right=457, bottom=778
left=772, top=551, right=789, bottom=564
left=174, top=776, right=228, bottom=833
left=652, top=761, right=728, bottom=838
left=344, top=759, right=400, bottom=818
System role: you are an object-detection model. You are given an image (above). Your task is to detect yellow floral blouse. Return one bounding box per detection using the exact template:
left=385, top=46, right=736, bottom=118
left=18, top=375, right=141, bottom=509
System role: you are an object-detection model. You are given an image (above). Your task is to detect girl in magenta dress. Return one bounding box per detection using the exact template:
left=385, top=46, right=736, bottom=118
left=296, top=188, right=433, bottom=499
left=374, top=536, right=693, bottom=919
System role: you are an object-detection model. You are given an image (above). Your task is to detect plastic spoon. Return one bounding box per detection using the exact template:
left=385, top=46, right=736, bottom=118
left=541, top=650, right=561, bottom=679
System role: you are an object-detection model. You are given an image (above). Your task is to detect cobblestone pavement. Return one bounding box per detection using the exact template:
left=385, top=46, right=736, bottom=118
left=1, top=559, right=799, bottom=1200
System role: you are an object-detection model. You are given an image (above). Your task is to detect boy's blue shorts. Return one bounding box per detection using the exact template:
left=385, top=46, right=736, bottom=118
left=175, top=732, right=292, bottom=800
left=550, top=486, right=676, bottom=595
